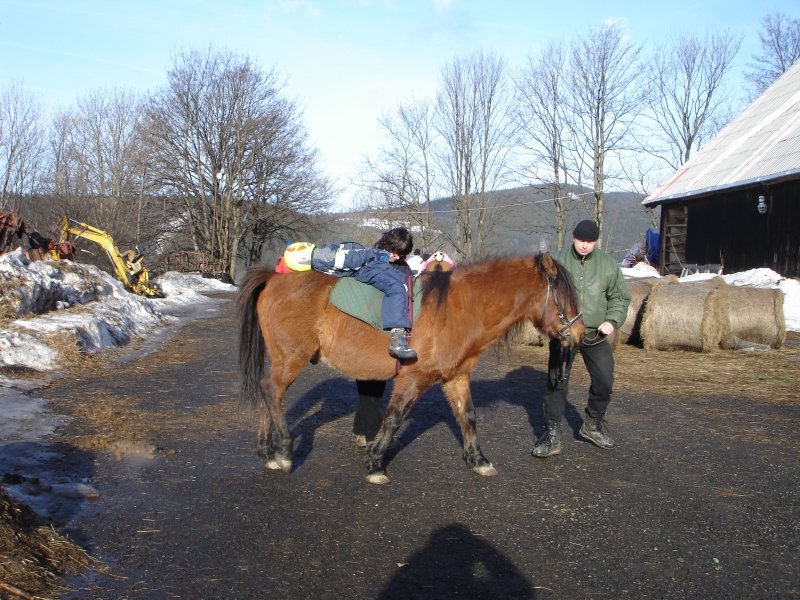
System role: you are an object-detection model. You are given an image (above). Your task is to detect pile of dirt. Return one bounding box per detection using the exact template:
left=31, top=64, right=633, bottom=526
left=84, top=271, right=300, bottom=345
left=0, top=487, right=91, bottom=599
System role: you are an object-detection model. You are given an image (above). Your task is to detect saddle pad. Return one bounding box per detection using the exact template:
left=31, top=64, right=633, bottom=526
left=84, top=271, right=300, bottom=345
left=330, top=277, right=423, bottom=330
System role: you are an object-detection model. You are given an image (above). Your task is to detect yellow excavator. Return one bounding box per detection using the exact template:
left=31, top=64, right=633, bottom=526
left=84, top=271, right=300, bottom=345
left=55, top=217, right=164, bottom=298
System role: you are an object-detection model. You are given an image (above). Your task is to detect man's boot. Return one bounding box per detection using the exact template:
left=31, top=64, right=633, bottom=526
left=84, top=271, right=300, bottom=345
left=579, top=411, right=616, bottom=449
left=389, top=328, right=417, bottom=360
left=531, top=422, right=562, bottom=458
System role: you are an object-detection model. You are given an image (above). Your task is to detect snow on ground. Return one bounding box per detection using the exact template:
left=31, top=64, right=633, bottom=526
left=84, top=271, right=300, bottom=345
left=0, top=249, right=237, bottom=519
left=0, top=249, right=237, bottom=441
left=0, top=248, right=235, bottom=372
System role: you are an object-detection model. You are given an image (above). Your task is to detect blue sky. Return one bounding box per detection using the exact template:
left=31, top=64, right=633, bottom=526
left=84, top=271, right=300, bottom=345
left=3, top=0, right=798, bottom=207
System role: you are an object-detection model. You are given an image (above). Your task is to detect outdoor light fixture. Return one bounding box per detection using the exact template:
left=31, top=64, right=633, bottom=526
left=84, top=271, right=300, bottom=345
left=757, top=195, right=767, bottom=215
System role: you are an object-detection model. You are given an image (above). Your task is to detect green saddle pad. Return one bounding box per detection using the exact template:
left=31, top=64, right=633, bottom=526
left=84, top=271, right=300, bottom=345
left=330, top=277, right=423, bottom=330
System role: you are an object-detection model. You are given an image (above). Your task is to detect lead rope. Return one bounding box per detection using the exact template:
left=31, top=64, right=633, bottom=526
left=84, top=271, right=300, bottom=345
left=558, top=345, right=570, bottom=382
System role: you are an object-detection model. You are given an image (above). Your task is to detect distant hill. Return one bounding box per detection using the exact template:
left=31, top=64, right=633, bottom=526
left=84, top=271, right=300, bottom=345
left=328, top=185, right=657, bottom=262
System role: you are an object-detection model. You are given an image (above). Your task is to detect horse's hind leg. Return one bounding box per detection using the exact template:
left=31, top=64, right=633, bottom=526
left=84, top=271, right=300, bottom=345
left=260, top=372, right=296, bottom=473
left=256, top=399, right=274, bottom=460
left=441, top=374, right=497, bottom=477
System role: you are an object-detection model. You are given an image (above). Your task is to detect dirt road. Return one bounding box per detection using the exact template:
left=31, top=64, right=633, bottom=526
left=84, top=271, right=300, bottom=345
left=34, top=294, right=800, bottom=598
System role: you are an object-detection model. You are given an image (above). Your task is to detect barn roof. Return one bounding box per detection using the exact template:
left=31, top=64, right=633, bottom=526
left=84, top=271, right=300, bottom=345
left=643, top=59, right=800, bottom=207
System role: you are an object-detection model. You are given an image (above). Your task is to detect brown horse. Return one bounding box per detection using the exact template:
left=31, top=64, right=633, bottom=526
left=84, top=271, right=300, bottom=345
left=237, top=252, right=583, bottom=484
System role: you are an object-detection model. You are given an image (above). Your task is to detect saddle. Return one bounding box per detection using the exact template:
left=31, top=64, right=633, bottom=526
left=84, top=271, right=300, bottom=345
left=330, top=277, right=423, bottom=331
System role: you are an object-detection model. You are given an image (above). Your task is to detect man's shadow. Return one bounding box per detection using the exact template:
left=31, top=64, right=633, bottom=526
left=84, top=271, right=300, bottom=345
left=378, top=522, right=535, bottom=599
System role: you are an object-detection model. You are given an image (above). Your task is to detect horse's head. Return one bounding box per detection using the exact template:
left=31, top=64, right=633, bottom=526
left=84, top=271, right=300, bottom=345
left=535, top=252, right=584, bottom=347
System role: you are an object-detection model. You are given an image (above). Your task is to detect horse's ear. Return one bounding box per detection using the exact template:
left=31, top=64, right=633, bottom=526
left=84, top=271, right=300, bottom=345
left=540, top=251, right=558, bottom=278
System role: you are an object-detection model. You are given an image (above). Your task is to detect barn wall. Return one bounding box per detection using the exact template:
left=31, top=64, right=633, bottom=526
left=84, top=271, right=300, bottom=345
left=679, top=181, right=800, bottom=277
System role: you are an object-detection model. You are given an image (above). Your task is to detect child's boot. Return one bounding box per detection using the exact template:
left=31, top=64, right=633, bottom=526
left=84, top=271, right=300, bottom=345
left=389, top=328, right=417, bottom=360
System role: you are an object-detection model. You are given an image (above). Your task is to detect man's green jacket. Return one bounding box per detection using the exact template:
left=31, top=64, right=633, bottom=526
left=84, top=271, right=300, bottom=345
left=553, top=244, right=631, bottom=336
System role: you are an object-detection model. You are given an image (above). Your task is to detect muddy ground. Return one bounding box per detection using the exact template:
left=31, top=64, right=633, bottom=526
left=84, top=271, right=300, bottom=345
left=3, top=293, right=800, bottom=599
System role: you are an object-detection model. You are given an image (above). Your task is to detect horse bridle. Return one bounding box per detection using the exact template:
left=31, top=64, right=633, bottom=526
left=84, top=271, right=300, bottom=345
left=543, top=275, right=583, bottom=382
left=543, top=275, right=582, bottom=341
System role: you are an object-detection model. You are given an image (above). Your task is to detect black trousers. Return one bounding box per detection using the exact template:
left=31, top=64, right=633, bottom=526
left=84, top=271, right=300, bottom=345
left=353, top=380, right=386, bottom=439
left=543, top=337, right=614, bottom=424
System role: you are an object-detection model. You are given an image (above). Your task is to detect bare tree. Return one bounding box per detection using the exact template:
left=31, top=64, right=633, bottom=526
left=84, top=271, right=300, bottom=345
left=44, top=110, right=92, bottom=224
left=354, top=98, right=441, bottom=251
left=515, top=41, right=572, bottom=249
left=565, top=22, right=644, bottom=242
left=644, top=32, right=741, bottom=170
left=77, top=90, right=154, bottom=245
left=745, top=11, right=800, bottom=96
left=0, top=82, right=45, bottom=212
left=435, top=50, right=516, bottom=259
left=142, top=48, right=332, bottom=278
left=35, top=89, right=158, bottom=253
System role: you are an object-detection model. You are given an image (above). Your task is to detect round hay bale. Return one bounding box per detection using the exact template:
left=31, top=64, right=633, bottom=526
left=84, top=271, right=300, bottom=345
left=614, top=277, right=667, bottom=347
left=640, top=277, right=730, bottom=352
left=678, top=278, right=734, bottom=349
left=509, top=320, right=546, bottom=346
left=727, top=286, right=785, bottom=349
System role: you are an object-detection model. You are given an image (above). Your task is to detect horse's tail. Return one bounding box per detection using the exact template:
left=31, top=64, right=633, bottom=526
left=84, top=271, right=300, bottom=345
left=236, top=265, right=274, bottom=410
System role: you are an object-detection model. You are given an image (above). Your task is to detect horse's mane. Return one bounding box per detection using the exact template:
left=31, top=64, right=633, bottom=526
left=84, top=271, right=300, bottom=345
left=544, top=253, right=578, bottom=308
left=420, top=255, right=503, bottom=308
left=421, top=269, right=453, bottom=307
left=421, top=252, right=578, bottom=317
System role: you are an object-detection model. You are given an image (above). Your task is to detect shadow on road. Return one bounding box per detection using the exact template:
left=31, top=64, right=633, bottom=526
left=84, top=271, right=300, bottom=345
left=378, top=522, right=535, bottom=599
left=280, top=359, right=597, bottom=470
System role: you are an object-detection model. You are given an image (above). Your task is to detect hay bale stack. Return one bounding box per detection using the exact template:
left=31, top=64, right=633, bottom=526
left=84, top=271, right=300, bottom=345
left=614, top=277, right=673, bottom=347
left=641, top=277, right=731, bottom=352
left=726, top=286, right=785, bottom=349
left=510, top=321, right=546, bottom=346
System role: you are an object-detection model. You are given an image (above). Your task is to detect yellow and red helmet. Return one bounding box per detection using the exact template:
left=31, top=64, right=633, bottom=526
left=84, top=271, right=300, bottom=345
left=283, top=242, right=315, bottom=271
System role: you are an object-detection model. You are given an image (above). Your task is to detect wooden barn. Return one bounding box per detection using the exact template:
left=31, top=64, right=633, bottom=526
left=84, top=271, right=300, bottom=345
left=643, top=59, right=800, bottom=278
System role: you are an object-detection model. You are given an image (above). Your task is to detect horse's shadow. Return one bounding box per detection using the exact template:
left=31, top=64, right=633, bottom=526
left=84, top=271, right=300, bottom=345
left=471, top=364, right=585, bottom=440
left=282, top=376, right=358, bottom=469
left=281, top=358, right=583, bottom=470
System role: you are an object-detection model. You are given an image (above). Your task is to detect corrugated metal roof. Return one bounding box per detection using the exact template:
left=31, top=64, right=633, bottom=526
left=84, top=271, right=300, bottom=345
left=643, top=59, right=800, bottom=206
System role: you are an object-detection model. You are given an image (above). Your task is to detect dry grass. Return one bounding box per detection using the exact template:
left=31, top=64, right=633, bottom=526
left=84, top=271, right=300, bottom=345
left=0, top=274, right=26, bottom=320
left=0, top=489, right=92, bottom=600
left=613, top=334, right=800, bottom=404
left=520, top=331, right=800, bottom=406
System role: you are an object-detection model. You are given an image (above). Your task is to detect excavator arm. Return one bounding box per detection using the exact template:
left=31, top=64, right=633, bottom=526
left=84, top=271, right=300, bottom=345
left=58, top=217, right=163, bottom=298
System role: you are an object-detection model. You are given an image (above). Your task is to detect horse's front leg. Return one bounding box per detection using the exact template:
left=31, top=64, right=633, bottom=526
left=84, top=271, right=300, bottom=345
left=441, top=374, right=497, bottom=477
left=365, top=376, right=430, bottom=485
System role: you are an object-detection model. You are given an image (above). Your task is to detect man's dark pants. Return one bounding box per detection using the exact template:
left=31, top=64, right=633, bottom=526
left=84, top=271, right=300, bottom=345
left=542, top=337, right=614, bottom=424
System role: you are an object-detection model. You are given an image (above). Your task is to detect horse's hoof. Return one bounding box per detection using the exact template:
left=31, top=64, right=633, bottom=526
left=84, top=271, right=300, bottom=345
left=473, top=462, right=498, bottom=477
left=365, top=471, right=391, bottom=485
left=266, top=457, right=292, bottom=472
